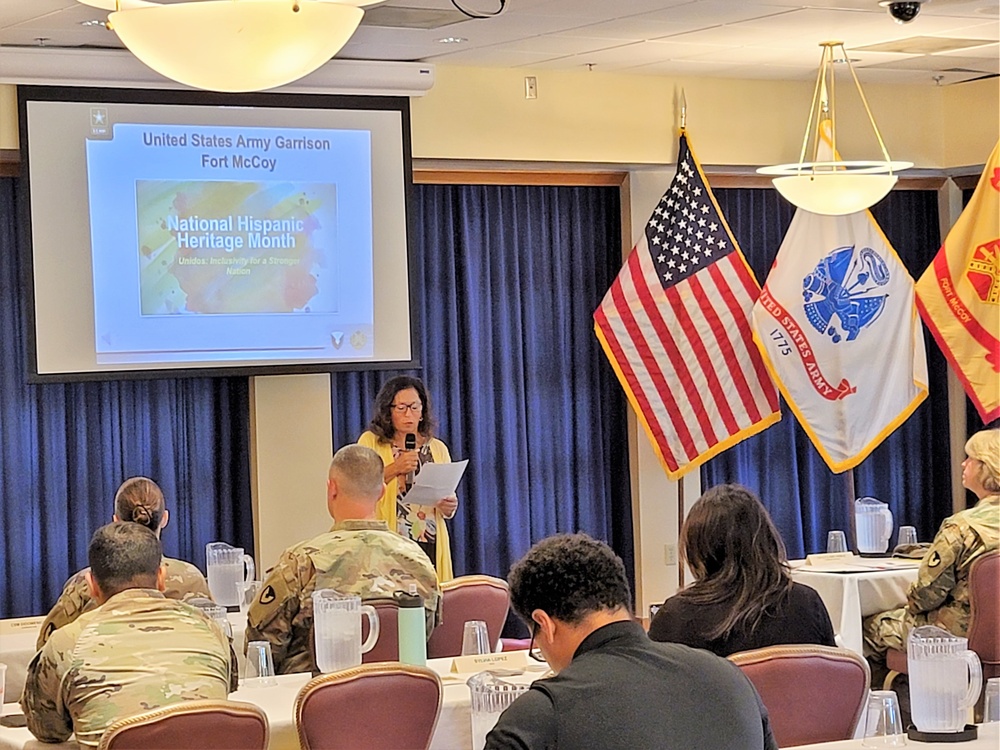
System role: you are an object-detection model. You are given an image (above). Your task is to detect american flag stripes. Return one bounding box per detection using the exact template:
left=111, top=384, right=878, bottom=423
left=594, top=133, right=780, bottom=479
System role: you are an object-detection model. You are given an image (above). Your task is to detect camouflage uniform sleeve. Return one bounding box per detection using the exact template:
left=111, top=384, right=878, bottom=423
left=907, top=521, right=962, bottom=615
left=36, top=571, right=93, bottom=650
left=21, top=627, right=75, bottom=743
left=244, top=548, right=306, bottom=671
left=164, top=559, right=213, bottom=601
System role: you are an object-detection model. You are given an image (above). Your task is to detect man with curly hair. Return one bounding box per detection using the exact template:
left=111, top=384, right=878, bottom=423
left=486, top=533, right=777, bottom=749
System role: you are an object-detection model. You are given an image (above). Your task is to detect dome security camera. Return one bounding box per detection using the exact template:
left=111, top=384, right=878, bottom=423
left=878, top=0, right=929, bottom=24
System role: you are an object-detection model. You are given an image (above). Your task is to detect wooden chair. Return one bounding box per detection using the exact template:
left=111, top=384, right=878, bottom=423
left=295, top=663, right=442, bottom=750
left=97, top=699, right=268, bottom=750
left=729, top=644, right=870, bottom=748
left=427, top=575, right=510, bottom=659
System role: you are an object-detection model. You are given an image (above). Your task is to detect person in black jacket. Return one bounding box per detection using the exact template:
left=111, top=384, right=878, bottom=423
left=486, top=533, right=777, bottom=750
left=648, top=483, right=835, bottom=656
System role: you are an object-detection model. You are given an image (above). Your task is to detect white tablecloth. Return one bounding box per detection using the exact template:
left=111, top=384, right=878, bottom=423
left=790, top=558, right=919, bottom=656
left=790, top=721, right=998, bottom=749
left=0, top=657, right=544, bottom=750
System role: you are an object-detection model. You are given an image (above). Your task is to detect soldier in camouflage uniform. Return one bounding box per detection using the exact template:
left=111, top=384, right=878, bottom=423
left=21, top=523, right=233, bottom=748
left=246, top=444, right=441, bottom=675
left=37, top=476, right=211, bottom=649
left=864, top=429, right=1000, bottom=658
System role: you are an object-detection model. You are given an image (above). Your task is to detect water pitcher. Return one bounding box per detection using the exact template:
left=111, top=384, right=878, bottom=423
left=908, top=625, right=982, bottom=733
left=205, top=542, right=255, bottom=607
left=312, top=590, right=380, bottom=673
left=468, top=671, right=531, bottom=749
left=855, top=497, right=893, bottom=554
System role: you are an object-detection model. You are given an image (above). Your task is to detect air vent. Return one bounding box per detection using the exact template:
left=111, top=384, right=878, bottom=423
left=361, top=6, right=468, bottom=30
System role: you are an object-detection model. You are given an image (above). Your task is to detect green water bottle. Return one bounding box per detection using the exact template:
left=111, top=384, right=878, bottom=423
left=395, top=584, right=427, bottom=667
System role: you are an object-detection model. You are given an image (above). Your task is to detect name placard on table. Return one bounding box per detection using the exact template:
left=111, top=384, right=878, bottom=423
left=450, top=650, right=529, bottom=674
left=0, top=616, right=44, bottom=637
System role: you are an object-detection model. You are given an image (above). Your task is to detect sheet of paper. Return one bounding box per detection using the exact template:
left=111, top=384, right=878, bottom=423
left=402, top=460, right=469, bottom=505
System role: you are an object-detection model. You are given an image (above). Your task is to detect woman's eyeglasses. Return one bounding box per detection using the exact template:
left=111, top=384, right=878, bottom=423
left=392, top=402, right=423, bottom=414
left=528, top=623, right=545, bottom=662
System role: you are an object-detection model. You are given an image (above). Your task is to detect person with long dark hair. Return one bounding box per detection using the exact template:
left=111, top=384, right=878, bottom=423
left=648, top=484, right=835, bottom=656
left=358, top=375, right=458, bottom=580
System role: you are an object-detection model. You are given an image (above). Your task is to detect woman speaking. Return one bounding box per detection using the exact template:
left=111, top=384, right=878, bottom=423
left=358, top=376, right=457, bottom=581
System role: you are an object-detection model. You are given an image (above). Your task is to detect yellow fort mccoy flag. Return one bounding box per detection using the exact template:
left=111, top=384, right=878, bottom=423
left=750, top=169, right=928, bottom=472
left=916, top=142, right=1000, bottom=423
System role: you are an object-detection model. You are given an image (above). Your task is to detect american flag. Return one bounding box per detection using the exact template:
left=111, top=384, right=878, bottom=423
left=594, top=133, right=780, bottom=478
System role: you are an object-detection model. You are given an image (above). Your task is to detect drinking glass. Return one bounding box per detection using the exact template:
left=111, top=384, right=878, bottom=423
left=897, top=526, right=918, bottom=547
left=462, top=620, right=491, bottom=656
left=827, top=530, right=848, bottom=554
left=984, top=677, right=1000, bottom=723
left=245, top=640, right=277, bottom=687
left=241, top=580, right=263, bottom=614
left=862, top=690, right=907, bottom=746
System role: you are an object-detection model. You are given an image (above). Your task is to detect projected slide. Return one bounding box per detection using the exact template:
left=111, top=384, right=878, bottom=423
left=86, top=122, right=375, bottom=364
left=137, top=180, right=336, bottom=315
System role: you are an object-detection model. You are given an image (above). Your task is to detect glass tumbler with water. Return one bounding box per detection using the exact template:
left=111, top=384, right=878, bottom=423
left=312, top=589, right=380, bottom=673
left=468, top=671, right=530, bottom=749
left=205, top=542, right=255, bottom=608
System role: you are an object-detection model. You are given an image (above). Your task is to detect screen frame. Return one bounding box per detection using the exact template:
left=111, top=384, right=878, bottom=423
left=17, top=84, right=420, bottom=383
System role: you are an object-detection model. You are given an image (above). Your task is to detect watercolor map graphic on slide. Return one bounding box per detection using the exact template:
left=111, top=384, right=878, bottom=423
left=137, top=180, right=338, bottom=315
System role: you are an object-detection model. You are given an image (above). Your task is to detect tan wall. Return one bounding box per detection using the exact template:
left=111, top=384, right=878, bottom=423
left=410, top=65, right=992, bottom=169
left=940, top=77, right=1000, bottom=167
left=4, top=69, right=996, bottom=167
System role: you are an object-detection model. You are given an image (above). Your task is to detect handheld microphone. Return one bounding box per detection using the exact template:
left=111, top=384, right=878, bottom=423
left=404, top=433, right=416, bottom=486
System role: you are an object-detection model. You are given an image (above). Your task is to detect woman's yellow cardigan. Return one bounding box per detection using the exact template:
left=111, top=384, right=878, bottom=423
left=357, top=430, right=454, bottom=581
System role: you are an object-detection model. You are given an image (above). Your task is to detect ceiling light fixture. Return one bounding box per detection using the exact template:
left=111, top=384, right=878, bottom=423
left=757, top=41, right=912, bottom=215
left=76, top=0, right=379, bottom=92
left=436, top=36, right=468, bottom=44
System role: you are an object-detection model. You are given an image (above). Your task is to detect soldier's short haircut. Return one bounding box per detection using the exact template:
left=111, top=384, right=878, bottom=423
left=508, top=533, right=632, bottom=626
left=114, top=476, right=165, bottom=531
left=88, top=522, right=163, bottom=597
left=329, top=444, right=385, bottom=500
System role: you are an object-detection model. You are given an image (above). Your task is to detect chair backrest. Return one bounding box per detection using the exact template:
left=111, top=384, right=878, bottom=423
left=97, top=699, right=268, bottom=750
left=729, top=644, right=869, bottom=748
left=427, top=575, right=510, bottom=659
left=363, top=598, right=400, bottom=663
left=295, top=663, right=442, bottom=750
left=967, top=550, right=1000, bottom=678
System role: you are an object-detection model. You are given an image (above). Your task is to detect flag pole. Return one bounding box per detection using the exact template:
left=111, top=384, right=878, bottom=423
left=678, top=479, right=685, bottom=589
left=680, top=89, right=687, bottom=132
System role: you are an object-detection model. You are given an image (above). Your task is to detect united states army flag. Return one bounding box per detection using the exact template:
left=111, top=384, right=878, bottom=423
left=751, top=207, right=928, bottom=472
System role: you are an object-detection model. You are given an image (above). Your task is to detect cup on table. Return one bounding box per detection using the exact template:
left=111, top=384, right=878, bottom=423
left=862, top=690, right=906, bottom=746
left=897, top=526, right=918, bottom=547
left=241, top=580, right=263, bottom=614
left=462, top=620, right=491, bottom=656
left=245, top=641, right=277, bottom=687
left=985, top=677, right=1000, bottom=723
left=827, top=530, right=849, bottom=554
left=0, top=661, right=6, bottom=706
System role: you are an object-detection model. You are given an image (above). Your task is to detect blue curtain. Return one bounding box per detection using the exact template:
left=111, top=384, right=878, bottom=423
left=702, top=188, right=949, bottom=557
left=0, top=177, right=253, bottom=619
left=331, top=183, right=633, bottom=592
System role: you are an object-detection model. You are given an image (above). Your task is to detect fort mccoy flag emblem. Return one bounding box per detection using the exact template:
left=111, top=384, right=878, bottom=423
left=916, top=141, right=1000, bottom=422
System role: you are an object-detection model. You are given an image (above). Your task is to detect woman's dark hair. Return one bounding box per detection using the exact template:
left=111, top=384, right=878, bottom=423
left=114, top=477, right=165, bottom=531
left=677, top=484, right=792, bottom=641
left=368, top=375, right=436, bottom=442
